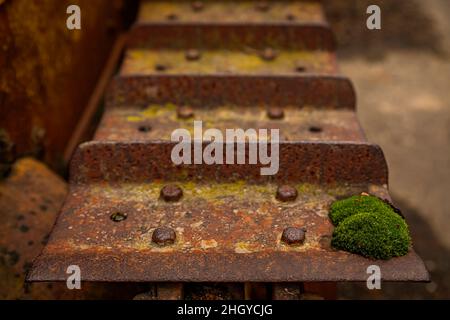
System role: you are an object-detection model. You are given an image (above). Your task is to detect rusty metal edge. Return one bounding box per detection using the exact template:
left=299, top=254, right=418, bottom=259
left=27, top=249, right=429, bottom=283
left=128, top=21, right=335, bottom=50
left=106, top=74, right=356, bottom=109
left=67, top=140, right=388, bottom=185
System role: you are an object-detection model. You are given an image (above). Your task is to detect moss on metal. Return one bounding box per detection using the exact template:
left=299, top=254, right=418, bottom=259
left=329, top=195, right=411, bottom=260
left=329, top=194, right=393, bottom=226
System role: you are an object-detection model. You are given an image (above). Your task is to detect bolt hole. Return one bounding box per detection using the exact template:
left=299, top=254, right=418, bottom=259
left=138, top=125, right=152, bottom=133
left=309, top=126, right=323, bottom=133
left=295, top=65, right=307, bottom=73
left=110, top=212, right=127, bottom=222
left=286, top=13, right=296, bottom=21
left=154, top=63, right=168, bottom=72
left=166, top=13, right=178, bottom=21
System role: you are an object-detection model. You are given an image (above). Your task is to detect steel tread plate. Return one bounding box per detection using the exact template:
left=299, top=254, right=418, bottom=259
left=95, top=107, right=365, bottom=142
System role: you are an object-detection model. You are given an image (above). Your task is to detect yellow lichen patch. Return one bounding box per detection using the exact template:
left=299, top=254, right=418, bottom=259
left=126, top=116, right=144, bottom=122
left=138, top=1, right=324, bottom=23
left=121, top=49, right=335, bottom=75
left=234, top=242, right=254, bottom=254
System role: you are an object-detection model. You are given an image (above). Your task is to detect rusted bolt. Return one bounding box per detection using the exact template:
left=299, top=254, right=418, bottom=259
left=166, top=13, right=178, bottom=21
left=276, top=185, right=298, bottom=202
left=152, top=227, right=176, bottom=246
left=260, top=48, right=277, bottom=61
left=191, top=1, right=204, bottom=12
left=309, top=126, right=322, bottom=133
left=255, top=1, right=270, bottom=12
left=160, top=185, right=183, bottom=202
left=154, top=63, right=168, bottom=72
left=267, top=107, right=284, bottom=120
left=286, top=13, right=296, bottom=21
left=177, top=106, right=194, bottom=119
left=110, top=212, right=127, bottom=222
left=281, top=227, right=306, bottom=245
left=185, top=49, right=201, bottom=61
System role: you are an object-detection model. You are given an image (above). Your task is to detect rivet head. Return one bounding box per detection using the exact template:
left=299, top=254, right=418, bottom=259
left=152, top=227, right=176, bottom=246
left=110, top=212, right=127, bottom=222
left=185, top=49, right=201, bottom=61
left=191, top=1, right=204, bottom=12
left=255, top=1, right=270, bottom=12
left=281, top=227, right=306, bottom=245
left=260, top=48, right=277, bottom=61
left=177, top=106, right=194, bottom=119
left=276, top=185, right=298, bottom=202
left=267, top=107, right=284, bottom=120
left=161, top=185, right=183, bottom=202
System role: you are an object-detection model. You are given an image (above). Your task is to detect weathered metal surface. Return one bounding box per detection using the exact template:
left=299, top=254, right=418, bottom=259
left=0, top=158, right=146, bottom=299
left=120, top=49, right=337, bottom=75
left=0, top=0, right=125, bottom=172
left=107, top=75, right=356, bottom=109
left=129, top=1, right=334, bottom=50
left=0, top=158, right=66, bottom=298
left=67, top=141, right=388, bottom=185
left=95, top=107, right=365, bottom=142
left=28, top=0, right=429, bottom=288
left=28, top=141, right=427, bottom=282
left=138, top=1, right=325, bottom=24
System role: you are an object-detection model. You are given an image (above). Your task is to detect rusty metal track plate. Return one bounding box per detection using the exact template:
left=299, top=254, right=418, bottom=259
left=121, top=49, right=337, bottom=75
left=27, top=142, right=427, bottom=282
left=138, top=1, right=325, bottom=24
left=129, top=1, right=334, bottom=50
left=107, top=75, right=355, bottom=109
left=95, top=106, right=365, bottom=142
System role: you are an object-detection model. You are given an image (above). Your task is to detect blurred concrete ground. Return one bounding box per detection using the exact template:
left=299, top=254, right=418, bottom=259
left=325, top=0, right=450, bottom=298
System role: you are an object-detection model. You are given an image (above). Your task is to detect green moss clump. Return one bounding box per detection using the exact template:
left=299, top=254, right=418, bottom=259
left=329, top=195, right=393, bottom=226
left=331, top=212, right=411, bottom=260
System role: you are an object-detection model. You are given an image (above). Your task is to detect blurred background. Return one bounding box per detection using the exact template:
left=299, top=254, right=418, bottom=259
left=324, top=0, right=450, bottom=299
left=0, top=0, right=449, bottom=299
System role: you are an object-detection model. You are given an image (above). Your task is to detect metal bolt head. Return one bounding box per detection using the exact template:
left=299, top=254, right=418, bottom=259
left=152, top=227, right=176, bottom=246
left=281, top=227, right=306, bottom=245
left=276, top=185, right=298, bottom=202
left=260, top=48, right=277, bottom=61
left=160, top=185, right=183, bottom=202
left=267, top=107, right=284, bottom=120
left=110, top=212, right=127, bottom=222
left=255, top=1, right=270, bottom=12
left=177, top=106, right=194, bottom=119
left=191, top=1, right=204, bottom=12
left=185, top=49, right=201, bottom=61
